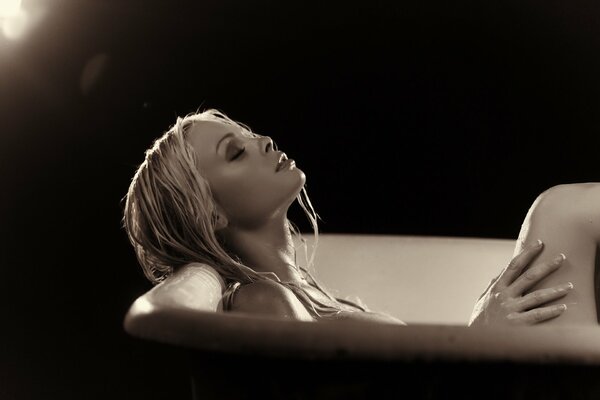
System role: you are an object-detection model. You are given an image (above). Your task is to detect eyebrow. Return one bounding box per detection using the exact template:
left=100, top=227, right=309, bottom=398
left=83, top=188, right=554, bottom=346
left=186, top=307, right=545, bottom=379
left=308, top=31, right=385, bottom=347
left=216, top=132, right=235, bottom=154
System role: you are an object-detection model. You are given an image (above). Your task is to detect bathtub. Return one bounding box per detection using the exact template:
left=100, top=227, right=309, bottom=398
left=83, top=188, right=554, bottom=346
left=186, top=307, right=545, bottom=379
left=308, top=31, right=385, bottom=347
left=124, top=234, right=600, bottom=399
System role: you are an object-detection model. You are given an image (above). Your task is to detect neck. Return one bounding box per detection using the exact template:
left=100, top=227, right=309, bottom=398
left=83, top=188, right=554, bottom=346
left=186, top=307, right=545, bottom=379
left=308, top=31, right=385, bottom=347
left=221, top=216, right=305, bottom=284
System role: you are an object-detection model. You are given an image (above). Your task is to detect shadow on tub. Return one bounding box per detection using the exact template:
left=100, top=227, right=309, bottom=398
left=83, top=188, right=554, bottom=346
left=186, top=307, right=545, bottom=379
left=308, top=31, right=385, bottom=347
left=124, top=234, right=600, bottom=399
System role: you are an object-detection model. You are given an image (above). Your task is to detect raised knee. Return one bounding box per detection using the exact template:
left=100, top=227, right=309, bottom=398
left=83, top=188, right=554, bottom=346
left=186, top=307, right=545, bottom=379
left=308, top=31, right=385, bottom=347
left=535, top=183, right=595, bottom=211
left=534, top=184, right=575, bottom=210
left=532, top=183, right=600, bottom=240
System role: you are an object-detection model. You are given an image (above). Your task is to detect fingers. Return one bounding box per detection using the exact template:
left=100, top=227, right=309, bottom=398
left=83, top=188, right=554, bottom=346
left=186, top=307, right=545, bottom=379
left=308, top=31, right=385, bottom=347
left=508, top=253, right=566, bottom=296
left=495, top=240, right=544, bottom=290
left=515, top=282, right=573, bottom=311
left=507, top=303, right=567, bottom=324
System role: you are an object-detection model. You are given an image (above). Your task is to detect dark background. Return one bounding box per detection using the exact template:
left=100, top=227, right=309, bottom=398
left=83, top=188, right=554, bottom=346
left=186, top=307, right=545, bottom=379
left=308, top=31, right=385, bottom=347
left=1, top=0, right=599, bottom=398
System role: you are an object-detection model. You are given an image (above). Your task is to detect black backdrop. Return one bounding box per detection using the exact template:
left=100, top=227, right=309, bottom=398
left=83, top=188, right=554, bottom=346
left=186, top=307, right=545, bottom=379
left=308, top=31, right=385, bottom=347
left=2, top=0, right=600, bottom=398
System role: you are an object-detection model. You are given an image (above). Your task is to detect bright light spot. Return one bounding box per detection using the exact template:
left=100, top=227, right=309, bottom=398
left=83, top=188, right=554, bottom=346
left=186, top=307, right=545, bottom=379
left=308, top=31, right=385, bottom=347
left=0, top=0, right=47, bottom=41
left=1, top=6, right=26, bottom=39
left=0, top=0, right=21, bottom=19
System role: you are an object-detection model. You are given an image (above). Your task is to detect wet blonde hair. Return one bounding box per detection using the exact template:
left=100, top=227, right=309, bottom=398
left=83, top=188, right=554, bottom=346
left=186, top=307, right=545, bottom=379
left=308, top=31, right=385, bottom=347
left=123, top=108, right=367, bottom=318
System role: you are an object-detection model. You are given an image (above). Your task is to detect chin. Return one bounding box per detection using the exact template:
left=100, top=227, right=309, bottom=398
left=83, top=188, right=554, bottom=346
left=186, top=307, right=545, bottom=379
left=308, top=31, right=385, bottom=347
left=294, top=168, right=307, bottom=190
left=277, top=168, right=306, bottom=207
left=298, top=168, right=306, bottom=182
left=284, top=174, right=306, bottom=205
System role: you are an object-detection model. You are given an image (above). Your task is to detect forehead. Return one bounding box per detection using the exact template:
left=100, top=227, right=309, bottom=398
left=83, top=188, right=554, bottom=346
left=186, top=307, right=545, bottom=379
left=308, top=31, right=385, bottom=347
left=187, top=120, right=236, bottom=145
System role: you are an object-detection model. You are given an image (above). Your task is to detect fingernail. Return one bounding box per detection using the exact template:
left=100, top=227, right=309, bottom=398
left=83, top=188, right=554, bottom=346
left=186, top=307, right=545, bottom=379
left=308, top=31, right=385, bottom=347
left=559, top=282, right=574, bottom=291
left=557, top=304, right=567, bottom=311
left=535, top=239, right=543, bottom=248
left=553, top=253, right=566, bottom=264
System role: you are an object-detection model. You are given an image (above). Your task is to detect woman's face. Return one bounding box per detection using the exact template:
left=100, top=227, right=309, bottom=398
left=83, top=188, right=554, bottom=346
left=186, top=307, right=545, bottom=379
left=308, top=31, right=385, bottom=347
left=187, top=120, right=306, bottom=229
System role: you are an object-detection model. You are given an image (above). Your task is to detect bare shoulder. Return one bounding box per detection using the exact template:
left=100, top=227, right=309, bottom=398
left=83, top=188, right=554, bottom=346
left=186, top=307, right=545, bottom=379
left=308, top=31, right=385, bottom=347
left=231, top=280, right=314, bottom=322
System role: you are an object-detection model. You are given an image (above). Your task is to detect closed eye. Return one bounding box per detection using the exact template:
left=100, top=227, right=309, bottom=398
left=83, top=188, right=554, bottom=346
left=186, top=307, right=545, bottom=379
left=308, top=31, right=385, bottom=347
left=231, top=147, right=245, bottom=160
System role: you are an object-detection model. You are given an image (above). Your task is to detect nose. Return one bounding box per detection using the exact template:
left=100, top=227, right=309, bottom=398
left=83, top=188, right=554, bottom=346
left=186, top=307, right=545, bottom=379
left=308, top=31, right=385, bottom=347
left=259, top=136, right=276, bottom=153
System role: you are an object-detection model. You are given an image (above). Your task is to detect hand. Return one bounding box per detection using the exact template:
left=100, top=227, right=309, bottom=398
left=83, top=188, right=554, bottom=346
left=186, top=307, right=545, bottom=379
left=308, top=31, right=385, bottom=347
left=468, top=240, right=574, bottom=326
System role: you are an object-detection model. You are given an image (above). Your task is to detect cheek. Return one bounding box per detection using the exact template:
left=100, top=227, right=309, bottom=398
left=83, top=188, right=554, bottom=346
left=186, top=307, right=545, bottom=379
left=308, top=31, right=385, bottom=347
left=210, top=166, right=305, bottom=222
left=212, top=172, right=274, bottom=214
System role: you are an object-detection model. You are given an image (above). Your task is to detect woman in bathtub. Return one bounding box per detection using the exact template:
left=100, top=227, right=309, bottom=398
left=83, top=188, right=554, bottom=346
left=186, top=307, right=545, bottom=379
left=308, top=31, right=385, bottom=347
left=123, top=109, right=594, bottom=327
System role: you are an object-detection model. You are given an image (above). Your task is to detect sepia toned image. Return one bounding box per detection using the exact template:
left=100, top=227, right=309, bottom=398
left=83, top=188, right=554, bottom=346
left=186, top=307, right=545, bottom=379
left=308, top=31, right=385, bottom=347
left=2, top=0, right=600, bottom=399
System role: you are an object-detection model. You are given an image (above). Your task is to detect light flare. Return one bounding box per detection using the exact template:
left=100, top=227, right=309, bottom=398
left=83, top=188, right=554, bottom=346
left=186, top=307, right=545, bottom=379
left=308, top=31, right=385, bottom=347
left=0, top=0, right=21, bottom=18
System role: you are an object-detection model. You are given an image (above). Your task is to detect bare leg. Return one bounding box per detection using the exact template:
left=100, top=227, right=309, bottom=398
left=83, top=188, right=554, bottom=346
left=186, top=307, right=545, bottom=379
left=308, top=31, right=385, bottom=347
left=512, top=184, right=600, bottom=325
